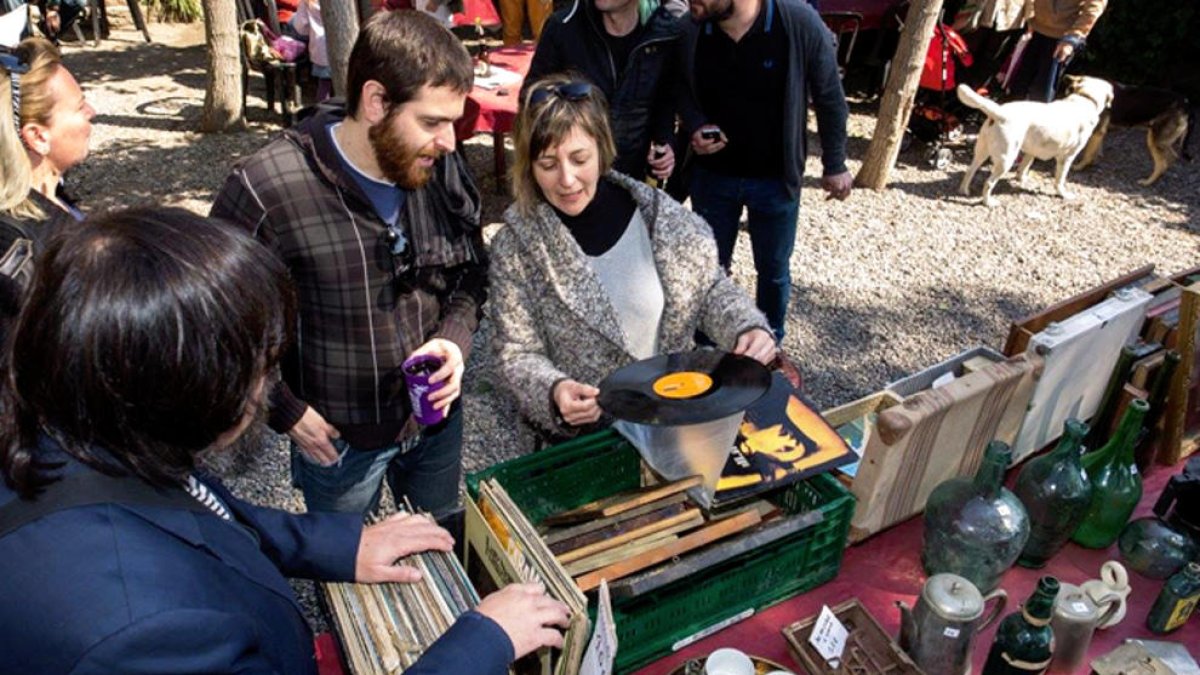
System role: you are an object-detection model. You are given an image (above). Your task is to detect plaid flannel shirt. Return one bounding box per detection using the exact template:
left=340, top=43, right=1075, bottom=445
left=211, top=106, right=487, bottom=449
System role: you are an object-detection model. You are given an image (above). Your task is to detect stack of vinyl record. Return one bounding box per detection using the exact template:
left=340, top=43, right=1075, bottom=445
left=323, top=511, right=480, bottom=675
left=475, top=478, right=591, bottom=674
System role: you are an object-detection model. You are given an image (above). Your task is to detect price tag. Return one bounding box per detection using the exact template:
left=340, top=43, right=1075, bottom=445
left=580, top=580, right=617, bottom=675
left=1072, top=602, right=1090, bottom=614
left=808, top=605, right=849, bottom=666
left=943, top=627, right=961, bottom=638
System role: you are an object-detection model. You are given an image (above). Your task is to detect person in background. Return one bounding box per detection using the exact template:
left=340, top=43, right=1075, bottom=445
left=500, top=0, right=552, bottom=45
left=489, top=74, right=776, bottom=447
left=290, top=0, right=331, bottom=101
left=679, top=0, right=851, bottom=343
left=525, top=0, right=683, bottom=186
left=0, top=37, right=91, bottom=333
left=34, top=0, right=85, bottom=43
left=1005, top=0, right=1105, bottom=102
left=211, top=11, right=486, bottom=534
left=0, top=207, right=570, bottom=674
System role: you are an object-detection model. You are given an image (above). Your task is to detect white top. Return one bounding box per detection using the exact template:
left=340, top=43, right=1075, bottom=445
left=588, top=210, right=663, bottom=359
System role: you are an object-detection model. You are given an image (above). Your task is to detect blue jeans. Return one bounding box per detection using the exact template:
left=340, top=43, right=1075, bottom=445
left=690, top=165, right=800, bottom=341
left=290, top=404, right=463, bottom=521
left=1008, top=32, right=1076, bottom=103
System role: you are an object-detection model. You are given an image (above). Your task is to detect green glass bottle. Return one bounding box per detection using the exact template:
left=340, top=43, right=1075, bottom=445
left=1013, top=419, right=1093, bottom=568
left=1072, top=399, right=1150, bottom=549
left=982, top=576, right=1060, bottom=675
left=923, top=441, right=1030, bottom=593
left=1146, top=562, right=1200, bottom=634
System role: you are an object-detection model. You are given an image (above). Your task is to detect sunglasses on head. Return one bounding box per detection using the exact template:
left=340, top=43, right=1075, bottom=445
left=528, top=81, right=593, bottom=108
left=0, top=49, right=29, bottom=132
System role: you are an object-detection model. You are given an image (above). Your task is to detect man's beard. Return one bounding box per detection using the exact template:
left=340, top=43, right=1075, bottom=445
left=369, top=113, right=440, bottom=190
left=197, top=404, right=271, bottom=479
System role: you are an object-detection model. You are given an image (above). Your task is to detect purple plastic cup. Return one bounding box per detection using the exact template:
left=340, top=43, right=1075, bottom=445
left=403, top=354, right=445, bottom=425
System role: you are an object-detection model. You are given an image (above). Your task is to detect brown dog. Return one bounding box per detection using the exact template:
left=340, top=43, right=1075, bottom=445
left=1075, top=78, right=1195, bottom=185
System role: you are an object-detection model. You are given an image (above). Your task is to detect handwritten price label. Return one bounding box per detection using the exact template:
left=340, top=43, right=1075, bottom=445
left=809, top=605, right=848, bottom=666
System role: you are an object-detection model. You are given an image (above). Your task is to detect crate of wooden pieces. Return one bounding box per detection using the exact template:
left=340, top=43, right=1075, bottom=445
left=465, top=429, right=855, bottom=673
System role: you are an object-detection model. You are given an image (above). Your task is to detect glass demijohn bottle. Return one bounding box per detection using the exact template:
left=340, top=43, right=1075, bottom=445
left=1013, top=419, right=1092, bottom=567
left=923, top=441, right=1030, bottom=593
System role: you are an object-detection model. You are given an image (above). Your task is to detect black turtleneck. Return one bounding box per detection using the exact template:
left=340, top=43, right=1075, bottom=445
left=555, top=180, right=638, bottom=257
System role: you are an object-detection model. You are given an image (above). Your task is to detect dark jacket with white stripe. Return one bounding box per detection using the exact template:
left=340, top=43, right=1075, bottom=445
left=0, top=435, right=513, bottom=674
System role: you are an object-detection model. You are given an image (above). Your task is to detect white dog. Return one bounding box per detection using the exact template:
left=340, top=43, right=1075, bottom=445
left=957, top=77, right=1114, bottom=206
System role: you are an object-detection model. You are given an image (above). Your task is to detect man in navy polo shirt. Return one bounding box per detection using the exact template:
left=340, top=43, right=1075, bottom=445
left=679, top=0, right=851, bottom=342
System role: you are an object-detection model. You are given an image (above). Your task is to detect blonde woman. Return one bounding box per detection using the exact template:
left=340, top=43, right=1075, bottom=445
left=489, top=74, right=776, bottom=448
left=0, top=37, right=91, bottom=334
left=0, top=38, right=92, bottom=263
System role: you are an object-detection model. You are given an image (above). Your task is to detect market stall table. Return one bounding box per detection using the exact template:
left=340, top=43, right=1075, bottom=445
left=454, top=44, right=534, bottom=190
left=633, top=461, right=1200, bottom=674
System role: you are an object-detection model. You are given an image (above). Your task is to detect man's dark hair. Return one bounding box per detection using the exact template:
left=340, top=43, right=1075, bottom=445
left=346, top=9, right=474, bottom=117
left=0, top=207, right=295, bottom=498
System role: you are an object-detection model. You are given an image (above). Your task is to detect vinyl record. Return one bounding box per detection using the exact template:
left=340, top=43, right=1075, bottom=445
left=598, top=350, right=771, bottom=425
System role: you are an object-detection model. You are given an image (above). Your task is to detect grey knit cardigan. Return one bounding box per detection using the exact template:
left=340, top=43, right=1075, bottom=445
left=488, top=172, right=770, bottom=437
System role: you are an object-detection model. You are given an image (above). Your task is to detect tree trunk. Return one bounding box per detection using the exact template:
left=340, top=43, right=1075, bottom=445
left=199, top=0, right=244, bottom=132
left=854, top=0, right=945, bottom=189
left=323, top=0, right=362, bottom=100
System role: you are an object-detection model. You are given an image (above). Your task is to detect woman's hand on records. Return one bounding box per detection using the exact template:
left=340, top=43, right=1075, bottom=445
left=477, top=583, right=572, bottom=658
left=552, top=379, right=602, bottom=426
left=733, top=328, right=777, bottom=365
left=355, top=513, right=455, bottom=583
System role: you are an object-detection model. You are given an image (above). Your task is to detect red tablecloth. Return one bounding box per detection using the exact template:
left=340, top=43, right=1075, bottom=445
left=633, top=462, right=1200, bottom=674
left=455, top=45, right=535, bottom=140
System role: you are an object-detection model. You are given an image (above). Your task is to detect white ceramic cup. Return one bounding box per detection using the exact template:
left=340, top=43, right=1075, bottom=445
left=704, top=648, right=755, bottom=675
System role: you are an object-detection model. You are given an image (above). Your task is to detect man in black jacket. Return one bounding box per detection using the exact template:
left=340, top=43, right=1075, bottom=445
left=525, top=0, right=683, bottom=183
left=211, top=11, right=486, bottom=528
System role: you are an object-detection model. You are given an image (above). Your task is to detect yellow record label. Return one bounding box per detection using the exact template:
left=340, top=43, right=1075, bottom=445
left=653, top=372, right=713, bottom=399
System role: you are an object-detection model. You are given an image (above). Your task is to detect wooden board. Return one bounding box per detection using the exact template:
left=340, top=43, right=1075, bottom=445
left=542, top=493, right=690, bottom=545
left=573, top=510, right=762, bottom=592
left=848, top=354, right=1038, bottom=543
left=556, top=508, right=702, bottom=565
left=1003, top=265, right=1156, bottom=356
left=1161, top=282, right=1200, bottom=465
left=608, top=509, right=825, bottom=599
left=540, top=475, right=702, bottom=526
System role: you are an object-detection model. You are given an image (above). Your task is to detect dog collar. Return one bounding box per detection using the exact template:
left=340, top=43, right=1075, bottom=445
left=1073, top=89, right=1108, bottom=110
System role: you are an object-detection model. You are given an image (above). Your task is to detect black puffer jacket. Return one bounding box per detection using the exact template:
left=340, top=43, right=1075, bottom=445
left=525, top=0, right=684, bottom=179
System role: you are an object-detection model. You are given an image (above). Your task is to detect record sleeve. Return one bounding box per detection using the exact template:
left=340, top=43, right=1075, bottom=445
left=711, top=371, right=856, bottom=508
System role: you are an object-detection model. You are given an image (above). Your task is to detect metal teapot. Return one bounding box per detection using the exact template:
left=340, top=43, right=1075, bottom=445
left=898, top=573, right=1007, bottom=675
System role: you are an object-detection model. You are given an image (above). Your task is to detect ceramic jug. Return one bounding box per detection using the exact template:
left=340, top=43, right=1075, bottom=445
left=1048, top=581, right=1121, bottom=673
left=1078, top=560, right=1131, bottom=629
left=898, top=573, right=1007, bottom=675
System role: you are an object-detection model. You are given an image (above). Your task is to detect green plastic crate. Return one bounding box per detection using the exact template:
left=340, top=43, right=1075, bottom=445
left=467, top=429, right=856, bottom=673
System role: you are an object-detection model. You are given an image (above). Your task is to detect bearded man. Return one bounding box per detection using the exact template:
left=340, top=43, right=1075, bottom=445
left=212, top=10, right=486, bottom=529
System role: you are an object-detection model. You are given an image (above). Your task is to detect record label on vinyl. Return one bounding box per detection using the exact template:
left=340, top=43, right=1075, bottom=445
left=599, top=350, right=771, bottom=425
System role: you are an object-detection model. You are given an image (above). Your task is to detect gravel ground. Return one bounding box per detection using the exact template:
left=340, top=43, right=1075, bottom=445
left=62, top=20, right=1199, bottom=629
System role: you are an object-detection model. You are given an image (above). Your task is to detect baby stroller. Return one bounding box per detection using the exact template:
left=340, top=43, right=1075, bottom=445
left=905, top=22, right=973, bottom=169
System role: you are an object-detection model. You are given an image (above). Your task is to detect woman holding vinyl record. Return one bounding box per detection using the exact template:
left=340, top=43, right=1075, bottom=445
left=488, top=74, right=777, bottom=444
